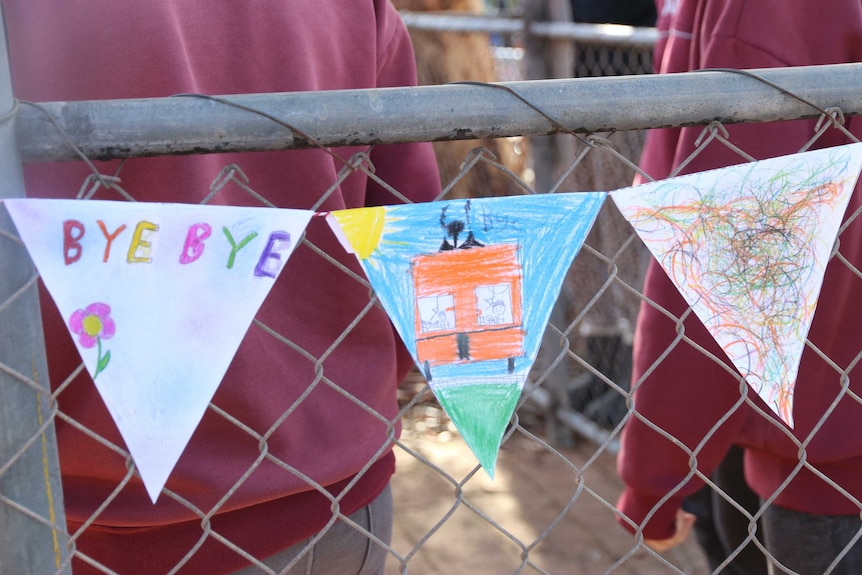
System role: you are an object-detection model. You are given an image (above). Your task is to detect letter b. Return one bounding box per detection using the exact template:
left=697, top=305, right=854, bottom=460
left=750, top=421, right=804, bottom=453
left=63, top=220, right=85, bottom=265
left=180, top=223, right=212, bottom=264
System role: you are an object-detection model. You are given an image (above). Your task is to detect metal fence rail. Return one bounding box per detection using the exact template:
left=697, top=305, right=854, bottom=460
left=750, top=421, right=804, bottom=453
left=399, top=7, right=656, bottom=79
left=398, top=11, right=659, bottom=47
left=17, top=63, right=862, bottom=162
left=4, top=35, right=862, bottom=575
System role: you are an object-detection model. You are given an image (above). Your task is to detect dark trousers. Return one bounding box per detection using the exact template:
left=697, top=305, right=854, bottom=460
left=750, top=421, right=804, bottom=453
left=762, top=503, right=862, bottom=575
left=684, top=445, right=862, bottom=574
left=683, top=445, right=768, bottom=574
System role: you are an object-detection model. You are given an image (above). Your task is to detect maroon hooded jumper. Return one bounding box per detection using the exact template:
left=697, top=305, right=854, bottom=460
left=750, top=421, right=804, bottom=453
left=616, top=0, right=862, bottom=540
left=4, top=1, right=440, bottom=572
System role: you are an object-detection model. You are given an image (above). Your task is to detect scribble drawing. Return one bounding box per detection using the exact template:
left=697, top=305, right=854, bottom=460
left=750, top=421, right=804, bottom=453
left=624, top=163, right=848, bottom=422
left=412, top=204, right=525, bottom=381
left=69, top=302, right=116, bottom=379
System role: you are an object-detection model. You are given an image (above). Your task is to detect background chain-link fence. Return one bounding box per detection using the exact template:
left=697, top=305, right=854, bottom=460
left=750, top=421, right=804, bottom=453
left=398, top=6, right=656, bottom=80
left=4, top=5, right=862, bottom=573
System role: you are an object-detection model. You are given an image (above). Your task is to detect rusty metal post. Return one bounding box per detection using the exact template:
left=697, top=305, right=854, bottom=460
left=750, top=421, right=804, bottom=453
left=521, top=0, right=577, bottom=447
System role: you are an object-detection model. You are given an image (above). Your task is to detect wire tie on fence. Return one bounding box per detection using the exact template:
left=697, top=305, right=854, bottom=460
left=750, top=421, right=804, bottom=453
left=345, top=151, right=375, bottom=174
left=706, top=120, right=730, bottom=140
left=452, top=80, right=601, bottom=155
left=76, top=172, right=126, bottom=201
left=0, top=97, right=20, bottom=126
left=451, top=80, right=576, bottom=138
left=697, top=68, right=831, bottom=118
left=585, top=134, right=613, bottom=149
left=693, top=120, right=729, bottom=147
left=171, top=93, right=353, bottom=168
left=220, top=163, right=251, bottom=187
left=209, top=163, right=250, bottom=193
left=460, top=146, right=497, bottom=170
left=81, top=173, right=122, bottom=187
left=814, top=106, right=846, bottom=132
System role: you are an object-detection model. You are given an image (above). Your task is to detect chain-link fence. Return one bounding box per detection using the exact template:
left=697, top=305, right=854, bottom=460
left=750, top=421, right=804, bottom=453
left=4, top=7, right=862, bottom=572
left=398, top=8, right=656, bottom=80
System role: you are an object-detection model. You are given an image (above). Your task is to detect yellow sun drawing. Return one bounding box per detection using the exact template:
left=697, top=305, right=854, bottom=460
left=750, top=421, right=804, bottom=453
left=331, top=207, right=387, bottom=260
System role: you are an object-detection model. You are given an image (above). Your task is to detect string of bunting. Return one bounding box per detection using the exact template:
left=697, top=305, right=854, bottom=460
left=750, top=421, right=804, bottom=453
left=3, top=143, right=861, bottom=501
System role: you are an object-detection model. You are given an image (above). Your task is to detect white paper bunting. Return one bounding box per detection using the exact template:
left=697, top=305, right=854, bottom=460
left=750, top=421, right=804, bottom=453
left=611, top=144, right=862, bottom=425
left=5, top=199, right=313, bottom=501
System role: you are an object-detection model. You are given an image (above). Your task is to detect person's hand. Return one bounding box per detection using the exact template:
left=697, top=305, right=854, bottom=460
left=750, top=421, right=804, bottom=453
left=643, top=509, right=696, bottom=552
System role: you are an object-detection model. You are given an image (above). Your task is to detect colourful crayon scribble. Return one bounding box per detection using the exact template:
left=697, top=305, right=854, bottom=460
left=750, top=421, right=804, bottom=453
left=624, top=168, right=846, bottom=423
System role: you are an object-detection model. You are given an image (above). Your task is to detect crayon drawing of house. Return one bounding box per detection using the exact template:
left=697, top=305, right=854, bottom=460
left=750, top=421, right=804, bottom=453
left=412, top=243, right=525, bottom=381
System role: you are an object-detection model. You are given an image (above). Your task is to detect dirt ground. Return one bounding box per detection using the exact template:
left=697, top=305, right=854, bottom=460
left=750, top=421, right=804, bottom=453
left=385, top=401, right=710, bottom=575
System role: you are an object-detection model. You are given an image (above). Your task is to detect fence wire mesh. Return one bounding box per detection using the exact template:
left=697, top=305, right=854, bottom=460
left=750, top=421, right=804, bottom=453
left=398, top=9, right=656, bottom=79
left=2, top=38, right=862, bottom=575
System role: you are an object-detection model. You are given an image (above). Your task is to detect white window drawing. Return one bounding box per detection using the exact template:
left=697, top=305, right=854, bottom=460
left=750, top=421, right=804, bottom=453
left=417, top=294, right=456, bottom=333
left=475, top=284, right=514, bottom=327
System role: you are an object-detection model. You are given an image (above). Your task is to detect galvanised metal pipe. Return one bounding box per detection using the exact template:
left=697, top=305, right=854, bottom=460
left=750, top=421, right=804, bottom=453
left=15, top=63, right=862, bottom=163
left=398, top=11, right=660, bottom=47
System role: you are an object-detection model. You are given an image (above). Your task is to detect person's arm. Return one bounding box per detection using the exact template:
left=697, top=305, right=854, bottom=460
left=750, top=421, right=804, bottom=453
left=617, top=0, right=862, bottom=545
left=615, top=262, right=749, bottom=540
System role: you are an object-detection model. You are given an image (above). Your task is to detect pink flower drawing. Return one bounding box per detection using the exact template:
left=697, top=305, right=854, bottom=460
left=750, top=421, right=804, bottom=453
left=69, top=302, right=115, bottom=378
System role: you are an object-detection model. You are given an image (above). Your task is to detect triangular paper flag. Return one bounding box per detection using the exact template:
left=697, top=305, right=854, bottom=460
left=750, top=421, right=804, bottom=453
left=610, top=144, right=862, bottom=426
left=328, top=194, right=605, bottom=475
left=5, top=199, right=313, bottom=501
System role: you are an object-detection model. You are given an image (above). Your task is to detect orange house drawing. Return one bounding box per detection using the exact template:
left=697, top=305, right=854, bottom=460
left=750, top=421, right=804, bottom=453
left=412, top=243, right=525, bottom=381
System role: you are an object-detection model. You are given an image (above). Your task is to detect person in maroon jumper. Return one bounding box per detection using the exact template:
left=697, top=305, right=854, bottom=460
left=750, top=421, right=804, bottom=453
left=615, top=0, right=862, bottom=573
left=4, top=0, right=440, bottom=573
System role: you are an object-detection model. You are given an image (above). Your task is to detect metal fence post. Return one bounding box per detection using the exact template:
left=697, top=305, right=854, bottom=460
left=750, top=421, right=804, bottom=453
left=0, top=6, right=72, bottom=574
left=521, top=0, right=578, bottom=448
left=522, top=0, right=575, bottom=194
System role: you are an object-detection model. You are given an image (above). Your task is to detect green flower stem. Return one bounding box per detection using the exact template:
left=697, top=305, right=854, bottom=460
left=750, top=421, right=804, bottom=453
left=93, top=336, right=111, bottom=379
